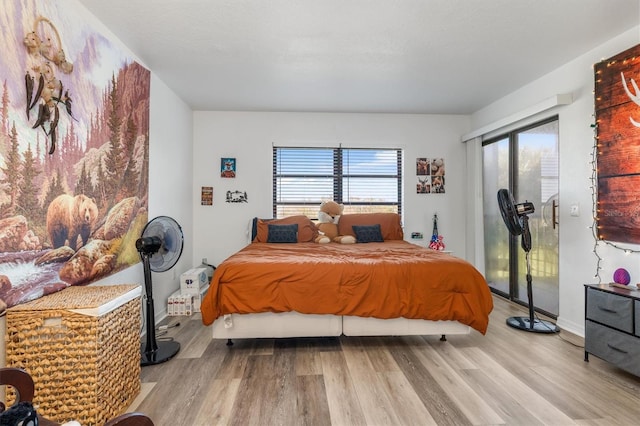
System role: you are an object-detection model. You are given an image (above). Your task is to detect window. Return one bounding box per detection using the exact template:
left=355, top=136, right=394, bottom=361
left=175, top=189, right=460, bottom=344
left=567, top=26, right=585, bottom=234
left=273, top=147, right=402, bottom=218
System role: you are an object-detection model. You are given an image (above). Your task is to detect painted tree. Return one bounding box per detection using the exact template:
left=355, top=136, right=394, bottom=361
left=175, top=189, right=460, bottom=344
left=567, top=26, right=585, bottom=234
left=139, top=134, right=149, bottom=197
left=0, top=123, right=22, bottom=217
left=119, top=116, right=138, bottom=199
left=94, top=159, right=107, bottom=209
left=1, top=80, right=8, bottom=136
left=17, top=143, right=41, bottom=222
left=42, top=169, right=65, bottom=223
left=103, top=73, right=126, bottom=203
left=75, top=160, right=94, bottom=198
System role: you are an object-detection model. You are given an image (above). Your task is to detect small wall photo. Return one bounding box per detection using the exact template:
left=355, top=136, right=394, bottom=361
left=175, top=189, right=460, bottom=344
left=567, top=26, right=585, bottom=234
left=221, top=157, right=236, bottom=178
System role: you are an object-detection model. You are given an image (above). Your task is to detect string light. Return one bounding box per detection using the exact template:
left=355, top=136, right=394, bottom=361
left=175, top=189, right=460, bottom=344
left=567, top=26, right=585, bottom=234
left=590, top=120, right=603, bottom=283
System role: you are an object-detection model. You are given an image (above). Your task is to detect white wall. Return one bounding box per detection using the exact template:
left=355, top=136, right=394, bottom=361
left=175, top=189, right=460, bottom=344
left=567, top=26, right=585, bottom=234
left=469, top=27, right=640, bottom=335
left=192, top=112, right=471, bottom=266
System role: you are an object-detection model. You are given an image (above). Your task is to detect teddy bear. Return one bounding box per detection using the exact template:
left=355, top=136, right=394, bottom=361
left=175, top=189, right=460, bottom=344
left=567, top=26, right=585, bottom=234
left=314, top=201, right=356, bottom=244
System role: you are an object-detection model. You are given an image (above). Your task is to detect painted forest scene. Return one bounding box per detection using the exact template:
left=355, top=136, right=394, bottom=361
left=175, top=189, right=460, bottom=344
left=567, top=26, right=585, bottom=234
left=0, top=1, right=150, bottom=312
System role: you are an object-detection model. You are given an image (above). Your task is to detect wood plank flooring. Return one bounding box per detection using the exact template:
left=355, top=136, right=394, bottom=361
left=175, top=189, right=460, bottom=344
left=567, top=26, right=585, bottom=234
left=128, top=296, right=640, bottom=425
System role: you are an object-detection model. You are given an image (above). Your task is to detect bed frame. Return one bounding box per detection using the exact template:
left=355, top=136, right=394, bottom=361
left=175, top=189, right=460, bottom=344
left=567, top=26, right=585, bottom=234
left=210, top=311, right=470, bottom=344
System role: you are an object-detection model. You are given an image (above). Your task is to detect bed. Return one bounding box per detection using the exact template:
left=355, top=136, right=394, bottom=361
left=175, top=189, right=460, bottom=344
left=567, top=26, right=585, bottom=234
left=200, top=213, right=493, bottom=341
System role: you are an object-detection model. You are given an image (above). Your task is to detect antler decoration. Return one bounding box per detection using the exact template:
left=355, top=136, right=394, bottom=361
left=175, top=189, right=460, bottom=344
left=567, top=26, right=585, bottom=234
left=621, top=71, right=640, bottom=128
left=23, top=16, right=76, bottom=155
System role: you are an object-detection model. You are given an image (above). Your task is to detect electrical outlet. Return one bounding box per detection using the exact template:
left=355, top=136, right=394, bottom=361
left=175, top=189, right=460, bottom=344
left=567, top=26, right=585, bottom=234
left=570, top=204, right=579, bottom=217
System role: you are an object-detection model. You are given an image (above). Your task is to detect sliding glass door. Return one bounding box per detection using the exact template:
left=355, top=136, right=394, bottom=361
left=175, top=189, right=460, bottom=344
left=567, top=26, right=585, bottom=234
left=482, top=117, right=559, bottom=317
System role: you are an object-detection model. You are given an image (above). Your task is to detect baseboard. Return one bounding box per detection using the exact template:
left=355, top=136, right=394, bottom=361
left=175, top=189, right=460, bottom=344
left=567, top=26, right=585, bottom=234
left=556, top=316, right=584, bottom=337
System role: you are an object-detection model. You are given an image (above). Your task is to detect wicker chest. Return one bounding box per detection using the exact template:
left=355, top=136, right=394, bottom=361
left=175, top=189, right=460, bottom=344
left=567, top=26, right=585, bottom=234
left=5, top=284, right=142, bottom=425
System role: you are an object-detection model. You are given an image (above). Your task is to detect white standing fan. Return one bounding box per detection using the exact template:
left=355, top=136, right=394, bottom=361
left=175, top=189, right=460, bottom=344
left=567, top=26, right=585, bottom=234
left=497, top=189, right=559, bottom=333
left=136, top=216, right=184, bottom=365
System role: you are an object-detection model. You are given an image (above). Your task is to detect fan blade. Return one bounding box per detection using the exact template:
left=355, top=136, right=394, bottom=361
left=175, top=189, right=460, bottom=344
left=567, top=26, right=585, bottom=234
left=162, top=228, right=179, bottom=253
left=497, top=189, right=524, bottom=236
left=140, top=216, right=184, bottom=272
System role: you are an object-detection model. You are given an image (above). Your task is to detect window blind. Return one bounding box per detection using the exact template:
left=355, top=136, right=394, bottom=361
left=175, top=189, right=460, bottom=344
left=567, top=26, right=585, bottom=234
left=273, top=147, right=402, bottom=218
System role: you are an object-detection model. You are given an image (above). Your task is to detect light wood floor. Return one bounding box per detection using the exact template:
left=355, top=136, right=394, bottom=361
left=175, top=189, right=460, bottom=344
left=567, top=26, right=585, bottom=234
left=128, top=296, right=640, bottom=425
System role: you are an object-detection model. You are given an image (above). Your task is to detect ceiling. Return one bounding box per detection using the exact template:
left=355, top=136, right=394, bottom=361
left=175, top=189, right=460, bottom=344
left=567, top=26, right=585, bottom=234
left=79, top=0, right=639, bottom=115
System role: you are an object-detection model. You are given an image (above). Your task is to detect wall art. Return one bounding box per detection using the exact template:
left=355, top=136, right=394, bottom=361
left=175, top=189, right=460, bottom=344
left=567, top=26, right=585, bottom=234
left=221, top=157, right=236, bottom=178
left=416, top=157, right=445, bottom=193
left=595, top=43, right=640, bottom=243
left=226, top=190, right=248, bottom=203
left=201, top=186, right=213, bottom=205
left=0, top=1, right=150, bottom=312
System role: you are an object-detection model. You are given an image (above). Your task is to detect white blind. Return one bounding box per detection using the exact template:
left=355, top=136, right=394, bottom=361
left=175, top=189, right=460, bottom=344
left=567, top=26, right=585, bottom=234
left=273, top=147, right=402, bottom=218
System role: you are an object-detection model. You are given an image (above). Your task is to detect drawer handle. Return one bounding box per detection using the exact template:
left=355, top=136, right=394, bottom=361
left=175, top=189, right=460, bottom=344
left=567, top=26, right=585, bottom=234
left=607, top=343, right=628, bottom=354
left=597, top=305, right=618, bottom=314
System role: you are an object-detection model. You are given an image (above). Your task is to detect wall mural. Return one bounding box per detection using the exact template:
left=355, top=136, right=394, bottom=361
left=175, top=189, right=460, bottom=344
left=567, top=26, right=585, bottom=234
left=595, top=43, right=640, bottom=244
left=0, top=0, right=150, bottom=312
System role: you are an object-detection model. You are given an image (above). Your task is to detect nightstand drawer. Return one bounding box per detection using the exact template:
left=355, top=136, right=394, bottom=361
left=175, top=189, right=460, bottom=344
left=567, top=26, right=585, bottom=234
left=636, top=300, right=640, bottom=337
left=586, top=288, right=633, bottom=333
left=585, top=321, right=640, bottom=376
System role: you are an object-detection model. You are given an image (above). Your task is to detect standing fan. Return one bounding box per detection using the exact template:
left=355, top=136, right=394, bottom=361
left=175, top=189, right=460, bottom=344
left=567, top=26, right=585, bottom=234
left=497, top=189, right=559, bottom=333
left=136, top=216, right=184, bottom=365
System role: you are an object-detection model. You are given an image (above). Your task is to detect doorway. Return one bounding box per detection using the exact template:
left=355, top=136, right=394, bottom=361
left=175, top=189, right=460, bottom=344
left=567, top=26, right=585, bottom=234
left=482, top=117, right=559, bottom=317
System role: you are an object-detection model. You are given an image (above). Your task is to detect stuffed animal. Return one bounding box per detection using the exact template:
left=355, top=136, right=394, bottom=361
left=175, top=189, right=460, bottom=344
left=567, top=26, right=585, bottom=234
left=314, top=201, right=356, bottom=244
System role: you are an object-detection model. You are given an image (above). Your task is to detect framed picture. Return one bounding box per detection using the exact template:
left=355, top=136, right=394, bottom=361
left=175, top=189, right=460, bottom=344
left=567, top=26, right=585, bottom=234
left=417, top=176, right=431, bottom=193
left=226, top=190, right=248, bottom=203
left=201, top=186, right=213, bottom=205
left=430, top=158, right=445, bottom=177
left=416, top=158, right=430, bottom=175
left=221, top=157, right=236, bottom=178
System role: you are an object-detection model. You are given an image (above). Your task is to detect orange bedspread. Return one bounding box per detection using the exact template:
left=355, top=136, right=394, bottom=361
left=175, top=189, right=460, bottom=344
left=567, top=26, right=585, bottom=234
left=200, top=241, right=493, bottom=334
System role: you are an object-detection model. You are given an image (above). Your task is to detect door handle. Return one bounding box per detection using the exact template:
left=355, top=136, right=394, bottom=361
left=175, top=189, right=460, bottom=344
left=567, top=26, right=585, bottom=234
left=552, top=199, right=558, bottom=229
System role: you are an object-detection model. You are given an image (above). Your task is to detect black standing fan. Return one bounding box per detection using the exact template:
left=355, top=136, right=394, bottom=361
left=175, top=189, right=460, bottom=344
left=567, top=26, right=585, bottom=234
left=497, top=189, right=559, bottom=333
left=136, top=216, right=184, bottom=365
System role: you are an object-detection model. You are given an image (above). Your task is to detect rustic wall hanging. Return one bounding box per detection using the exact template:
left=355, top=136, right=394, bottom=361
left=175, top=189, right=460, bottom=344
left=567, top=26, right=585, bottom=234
left=595, top=43, right=640, bottom=244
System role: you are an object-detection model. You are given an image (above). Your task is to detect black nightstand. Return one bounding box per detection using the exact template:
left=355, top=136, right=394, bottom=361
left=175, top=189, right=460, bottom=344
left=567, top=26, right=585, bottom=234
left=584, top=283, right=640, bottom=376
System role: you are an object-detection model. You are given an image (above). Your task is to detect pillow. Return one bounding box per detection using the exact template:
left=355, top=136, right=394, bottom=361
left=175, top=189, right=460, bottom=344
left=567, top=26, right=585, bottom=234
left=253, top=215, right=319, bottom=242
left=352, top=224, right=384, bottom=243
left=267, top=223, right=298, bottom=243
left=338, top=213, right=403, bottom=240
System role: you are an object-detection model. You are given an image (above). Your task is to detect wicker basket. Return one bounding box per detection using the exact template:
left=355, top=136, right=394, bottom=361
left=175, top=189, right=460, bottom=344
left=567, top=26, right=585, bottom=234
left=5, top=284, right=142, bottom=425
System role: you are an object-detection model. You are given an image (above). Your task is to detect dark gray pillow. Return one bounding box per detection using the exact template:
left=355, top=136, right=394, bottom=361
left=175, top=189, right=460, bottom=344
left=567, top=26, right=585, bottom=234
left=352, top=224, right=384, bottom=243
left=267, top=223, right=298, bottom=243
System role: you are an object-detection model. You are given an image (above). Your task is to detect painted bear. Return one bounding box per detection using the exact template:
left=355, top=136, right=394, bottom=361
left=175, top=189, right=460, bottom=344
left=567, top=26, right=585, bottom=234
left=46, top=194, right=99, bottom=250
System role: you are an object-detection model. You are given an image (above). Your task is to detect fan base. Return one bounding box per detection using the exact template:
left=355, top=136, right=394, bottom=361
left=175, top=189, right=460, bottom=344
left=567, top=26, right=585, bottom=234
left=506, top=316, right=559, bottom=334
left=141, top=340, right=180, bottom=366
